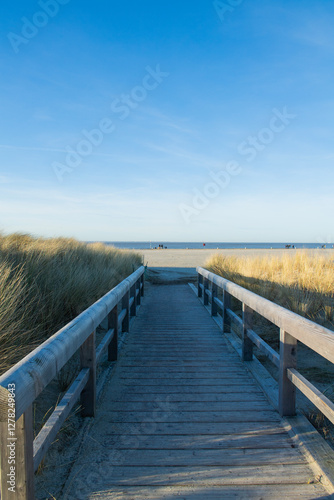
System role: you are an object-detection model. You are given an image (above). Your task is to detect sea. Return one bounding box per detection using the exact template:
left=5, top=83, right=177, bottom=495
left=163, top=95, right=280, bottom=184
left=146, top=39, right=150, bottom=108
left=101, top=242, right=333, bottom=250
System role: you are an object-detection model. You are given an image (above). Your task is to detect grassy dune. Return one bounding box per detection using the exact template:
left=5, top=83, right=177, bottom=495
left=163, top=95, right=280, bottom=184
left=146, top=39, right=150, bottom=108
left=0, top=233, right=142, bottom=374
left=206, top=251, right=334, bottom=328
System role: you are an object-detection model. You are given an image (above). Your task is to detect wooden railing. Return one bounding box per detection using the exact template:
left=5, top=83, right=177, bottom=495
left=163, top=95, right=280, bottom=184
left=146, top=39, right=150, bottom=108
left=0, top=266, right=145, bottom=500
left=197, top=267, right=334, bottom=423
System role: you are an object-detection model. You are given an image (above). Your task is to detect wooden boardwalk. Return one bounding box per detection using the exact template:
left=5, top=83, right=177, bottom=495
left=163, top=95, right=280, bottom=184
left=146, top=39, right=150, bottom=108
left=63, top=284, right=330, bottom=499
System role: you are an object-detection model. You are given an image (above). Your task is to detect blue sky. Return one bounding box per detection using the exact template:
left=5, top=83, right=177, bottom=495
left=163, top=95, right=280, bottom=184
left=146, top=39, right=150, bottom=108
left=0, top=0, right=333, bottom=242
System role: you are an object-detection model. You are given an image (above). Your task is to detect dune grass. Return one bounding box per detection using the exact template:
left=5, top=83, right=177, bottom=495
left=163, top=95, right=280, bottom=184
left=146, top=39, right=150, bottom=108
left=206, top=251, right=334, bottom=327
left=0, top=233, right=142, bottom=375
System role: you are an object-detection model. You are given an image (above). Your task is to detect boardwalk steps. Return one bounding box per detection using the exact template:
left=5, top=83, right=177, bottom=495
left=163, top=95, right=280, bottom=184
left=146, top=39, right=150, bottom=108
left=62, top=285, right=331, bottom=499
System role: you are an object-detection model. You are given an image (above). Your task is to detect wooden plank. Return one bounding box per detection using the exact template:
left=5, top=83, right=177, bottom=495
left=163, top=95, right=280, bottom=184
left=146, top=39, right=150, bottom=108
left=33, top=368, right=89, bottom=471
left=96, top=328, right=115, bottom=364
left=247, top=328, right=280, bottom=367
left=68, top=484, right=329, bottom=499
left=118, top=378, right=252, bottom=386
left=74, top=446, right=306, bottom=466
left=117, top=308, right=127, bottom=331
left=119, top=370, right=251, bottom=379
left=87, top=432, right=293, bottom=450
left=99, top=410, right=280, bottom=423
left=287, top=368, right=334, bottom=425
left=98, top=420, right=290, bottom=436
left=103, top=400, right=272, bottom=412
left=118, top=370, right=253, bottom=378
left=64, top=463, right=314, bottom=486
left=113, top=384, right=261, bottom=394
left=106, top=392, right=266, bottom=402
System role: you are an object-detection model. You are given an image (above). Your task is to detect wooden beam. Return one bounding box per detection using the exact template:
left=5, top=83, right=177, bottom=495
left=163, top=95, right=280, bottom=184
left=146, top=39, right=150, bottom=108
left=108, top=305, right=118, bottom=362
left=247, top=329, right=280, bottom=368
left=96, top=329, right=115, bottom=365
left=279, top=329, right=297, bottom=417
left=198, top=274, right=203, bottom=298
left=223, top=290, right=232, bottom=334
left=122, top=290, right=130, bottom=333
left=211, top=284, right=218, bottom=317
left=1, top=406, right=34, bottom=500
left=130, top=285, right=136, bottom=316
left=203, top=278, right=209, bottom=306
left=287, top=368, right=334, bottom=425
left=80, top=330, right=96, bottom=417
left=33, top=368, right=89, bottom=471
left=242, top=304, right=253, bottom=362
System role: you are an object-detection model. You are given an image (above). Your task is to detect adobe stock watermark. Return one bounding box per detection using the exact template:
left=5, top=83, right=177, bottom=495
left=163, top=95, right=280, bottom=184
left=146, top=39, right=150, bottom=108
left=179, top=107, right=296, bottom=224
left=52, top=65, right=169, bottom=182
left=213, top=0, right=244, bottom=23
left=7, top=0, right=71, bottom=54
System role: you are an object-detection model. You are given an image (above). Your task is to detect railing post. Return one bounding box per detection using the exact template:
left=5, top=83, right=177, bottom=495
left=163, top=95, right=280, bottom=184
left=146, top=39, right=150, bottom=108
left=140, top=273, right=144, bottom=297
left=136, top=279, right=141, bottom=306
left=108, top=305, right=118, bottom=362
left=211, top=283, right=218, bottom=316
left=198, top=274, right=203, bottom=298
left=130, top=284, right=136, bottom=317
left=1, top=405, right=35, bottom=500
left=122, top=289, right=130, bottom=332
left=80, top=330, right=96, bottom=417
left=203, top=278, right=209, bottom=306
left=242, top=304, right=253, bottom=361
left=222, top=289, right=231, bottom=333
left=279, top=329, right=297, bottom=417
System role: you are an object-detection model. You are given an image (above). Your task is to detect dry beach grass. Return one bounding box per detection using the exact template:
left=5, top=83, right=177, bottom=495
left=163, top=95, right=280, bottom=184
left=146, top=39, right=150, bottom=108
left=0, top=233, right=142, bottom=375
left=206, top=251, right=334, bottom=327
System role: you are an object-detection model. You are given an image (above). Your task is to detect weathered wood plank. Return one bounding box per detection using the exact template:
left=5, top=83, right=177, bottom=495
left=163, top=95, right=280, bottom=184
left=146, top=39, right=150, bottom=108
left=287, top=368, right=334, bottom=425
left=103, top=400, right=272, bottom=412
left=70, top=484, right=331, bottom=499
left=106, top=392, right=266, bottom=402
left=88, top=432, right=293, bottom=450
left=99, top=410, right=280, bottom=423
left=95, top=420, right=290, bottom=436
left=33, top=368, right=89, bottom=471
left=74, top=446, right=306, bottom=467
left=63, top=463, right=314, bottom=486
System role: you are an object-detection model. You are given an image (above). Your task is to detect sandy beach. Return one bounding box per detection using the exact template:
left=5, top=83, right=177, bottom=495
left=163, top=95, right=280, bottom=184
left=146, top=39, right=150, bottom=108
left=131, top=248, right=333, bottom=283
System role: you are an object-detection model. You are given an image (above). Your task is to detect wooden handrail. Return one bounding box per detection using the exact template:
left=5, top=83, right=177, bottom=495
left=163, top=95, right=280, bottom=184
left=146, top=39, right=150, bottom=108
left=197, top=267, right=334, bottom=425
left=198, top=267, right=334, bottom=363
left=0, top=265, right=145, bottom=500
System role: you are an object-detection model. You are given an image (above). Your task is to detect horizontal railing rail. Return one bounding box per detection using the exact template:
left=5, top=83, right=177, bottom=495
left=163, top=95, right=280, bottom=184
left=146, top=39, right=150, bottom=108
left=197, top=267, right=334, bottom=425
left=0, top=266, right=145, bottom=500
